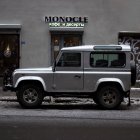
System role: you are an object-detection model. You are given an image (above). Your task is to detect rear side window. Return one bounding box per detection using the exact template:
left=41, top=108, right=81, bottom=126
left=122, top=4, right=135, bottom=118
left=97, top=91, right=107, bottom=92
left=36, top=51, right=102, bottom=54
left=90, top=52, right=126, bottom=68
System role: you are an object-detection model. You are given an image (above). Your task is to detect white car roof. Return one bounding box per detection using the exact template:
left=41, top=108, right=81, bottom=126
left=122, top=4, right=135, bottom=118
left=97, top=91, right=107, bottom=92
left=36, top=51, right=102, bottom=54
left=61, top=45, right=131, bottom=52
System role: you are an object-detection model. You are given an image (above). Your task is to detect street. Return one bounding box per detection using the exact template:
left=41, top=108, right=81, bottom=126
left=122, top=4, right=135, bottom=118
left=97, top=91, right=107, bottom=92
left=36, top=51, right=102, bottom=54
left=0, top=115, right=140, bottom=140
left=0, top=97, right=140, bottom=140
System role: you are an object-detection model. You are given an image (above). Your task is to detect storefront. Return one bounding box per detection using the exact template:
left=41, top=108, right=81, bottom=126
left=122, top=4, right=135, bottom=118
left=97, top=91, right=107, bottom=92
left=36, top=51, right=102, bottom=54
left=46, top=16, right=87, bottom=62
left=0, top=15, right=88, bottom=77
left=0, top=0, right=140, bottom=84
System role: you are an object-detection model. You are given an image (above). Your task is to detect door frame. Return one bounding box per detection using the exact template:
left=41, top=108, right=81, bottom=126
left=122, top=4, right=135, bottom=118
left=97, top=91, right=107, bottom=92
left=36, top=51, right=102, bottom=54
left=50, top=31, right=83, bottom=63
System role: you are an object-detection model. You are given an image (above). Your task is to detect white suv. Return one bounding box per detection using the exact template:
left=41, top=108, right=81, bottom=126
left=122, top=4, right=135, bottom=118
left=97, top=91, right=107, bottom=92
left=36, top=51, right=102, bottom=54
left=3, top=45, right=136, bottom=109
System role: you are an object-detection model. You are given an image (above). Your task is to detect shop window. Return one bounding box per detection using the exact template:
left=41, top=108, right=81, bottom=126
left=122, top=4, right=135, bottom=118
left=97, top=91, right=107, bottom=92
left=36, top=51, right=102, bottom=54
left=118, top=32, right=140, bottom=60
left=0, top=34, right=19, bottom=76
left=118, top=31, right=140, bottom=79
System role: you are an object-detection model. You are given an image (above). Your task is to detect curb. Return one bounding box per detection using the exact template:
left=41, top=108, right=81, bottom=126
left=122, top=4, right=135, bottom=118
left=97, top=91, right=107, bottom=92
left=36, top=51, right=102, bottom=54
left=0, top=96, right=17, bottom=102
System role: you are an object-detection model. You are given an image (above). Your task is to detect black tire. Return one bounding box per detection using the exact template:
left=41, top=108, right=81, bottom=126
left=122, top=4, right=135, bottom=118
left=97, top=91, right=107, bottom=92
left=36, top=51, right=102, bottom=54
left=130, top=60, right=136, bottom=86
left=17, top=84, right=44, bottom=109
left=97, top=86, right=123, bottom=109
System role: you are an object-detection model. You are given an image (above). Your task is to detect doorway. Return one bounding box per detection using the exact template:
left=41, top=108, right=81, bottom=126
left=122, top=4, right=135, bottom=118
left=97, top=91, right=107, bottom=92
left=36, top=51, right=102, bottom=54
left=0, top=34, right=20, bottom=76
left=51, top=32, right=83, bottom=62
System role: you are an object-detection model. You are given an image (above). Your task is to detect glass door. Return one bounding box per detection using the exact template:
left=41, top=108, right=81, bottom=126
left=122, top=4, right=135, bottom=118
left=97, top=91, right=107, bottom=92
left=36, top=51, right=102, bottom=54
left=51, top=33, right=82, bottom=62
left=63, top=35, right=82, bottom=47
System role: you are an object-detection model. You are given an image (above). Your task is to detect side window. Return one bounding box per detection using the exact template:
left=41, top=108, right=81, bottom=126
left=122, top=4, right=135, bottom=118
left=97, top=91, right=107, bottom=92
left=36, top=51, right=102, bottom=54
left=57, top=52, right=81, bottom=67
left=90, top=52, right=126, bottom=68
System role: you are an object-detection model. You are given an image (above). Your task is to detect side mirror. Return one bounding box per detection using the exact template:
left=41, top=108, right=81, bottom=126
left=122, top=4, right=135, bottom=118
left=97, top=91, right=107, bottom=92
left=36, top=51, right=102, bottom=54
left=52, top=61, right=56, bottom=72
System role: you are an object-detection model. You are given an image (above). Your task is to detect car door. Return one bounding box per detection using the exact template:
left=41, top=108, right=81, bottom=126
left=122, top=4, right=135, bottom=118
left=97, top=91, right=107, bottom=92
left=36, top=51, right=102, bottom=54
left=53, top=52, right=83, bottom=92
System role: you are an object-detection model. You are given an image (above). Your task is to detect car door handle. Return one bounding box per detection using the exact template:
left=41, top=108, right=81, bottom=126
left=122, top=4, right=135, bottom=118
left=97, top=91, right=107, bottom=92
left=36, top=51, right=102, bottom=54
left=74, top=75, right=81, bottom=78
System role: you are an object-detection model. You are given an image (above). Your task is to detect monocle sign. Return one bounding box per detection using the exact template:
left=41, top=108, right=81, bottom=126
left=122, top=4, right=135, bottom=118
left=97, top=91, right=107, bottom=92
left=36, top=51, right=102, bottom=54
left=45, top=16, right=88, bottom=23
left=45, top=16, right=88, bottom=28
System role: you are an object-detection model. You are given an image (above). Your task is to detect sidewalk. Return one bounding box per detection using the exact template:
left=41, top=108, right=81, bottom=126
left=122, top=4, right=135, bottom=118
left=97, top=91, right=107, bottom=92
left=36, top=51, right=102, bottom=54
left=0, top=87, right=17, bottom=101
left=0, top=87, right=140, bottom=101
left=130, top=88, right=140, bottom=98
left=0, top=87, right=16, bottom=96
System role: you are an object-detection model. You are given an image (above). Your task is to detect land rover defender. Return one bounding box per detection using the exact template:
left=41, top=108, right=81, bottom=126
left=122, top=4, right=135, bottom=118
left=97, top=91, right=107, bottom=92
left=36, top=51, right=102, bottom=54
left=3, top=45, right=136, bottom=109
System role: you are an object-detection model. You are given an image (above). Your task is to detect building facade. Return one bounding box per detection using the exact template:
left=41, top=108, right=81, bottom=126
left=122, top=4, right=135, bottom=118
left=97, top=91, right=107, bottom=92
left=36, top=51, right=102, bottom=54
left=0, top=0, right=140, bottom=79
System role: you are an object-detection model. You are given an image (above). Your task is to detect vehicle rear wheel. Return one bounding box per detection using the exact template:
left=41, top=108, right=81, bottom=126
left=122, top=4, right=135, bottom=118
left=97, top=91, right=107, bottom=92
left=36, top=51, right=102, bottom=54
left=17, top=84, right=44, bottom=109
left=97, top=86, right=123, bottom=109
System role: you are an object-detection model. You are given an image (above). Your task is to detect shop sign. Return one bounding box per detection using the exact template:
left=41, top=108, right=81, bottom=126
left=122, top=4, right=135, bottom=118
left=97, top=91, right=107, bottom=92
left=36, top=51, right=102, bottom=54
left=45, top=16, right=88, bottom=23
left=49, top=22, right=85, bottom=28
left=45, top=16, right=88, bottom=28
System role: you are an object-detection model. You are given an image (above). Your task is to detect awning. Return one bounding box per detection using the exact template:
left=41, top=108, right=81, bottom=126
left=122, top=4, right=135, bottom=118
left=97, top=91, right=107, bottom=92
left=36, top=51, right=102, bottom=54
left=0, top=24, right=21, bottom=29
left=0, top=24, right=21, bottom=33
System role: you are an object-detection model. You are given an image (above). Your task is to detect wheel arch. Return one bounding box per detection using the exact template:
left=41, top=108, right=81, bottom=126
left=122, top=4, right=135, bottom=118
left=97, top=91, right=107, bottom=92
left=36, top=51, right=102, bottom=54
left=96, top=78, right=125, bottom=92
left=14, top=76, right=47, bottom=91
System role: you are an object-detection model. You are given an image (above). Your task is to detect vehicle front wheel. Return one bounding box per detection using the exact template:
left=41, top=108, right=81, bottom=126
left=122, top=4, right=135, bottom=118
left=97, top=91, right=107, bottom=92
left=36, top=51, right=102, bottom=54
left=97, top=86, right=123, bottom=109
left=17, top=84, right=44, bottom=109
